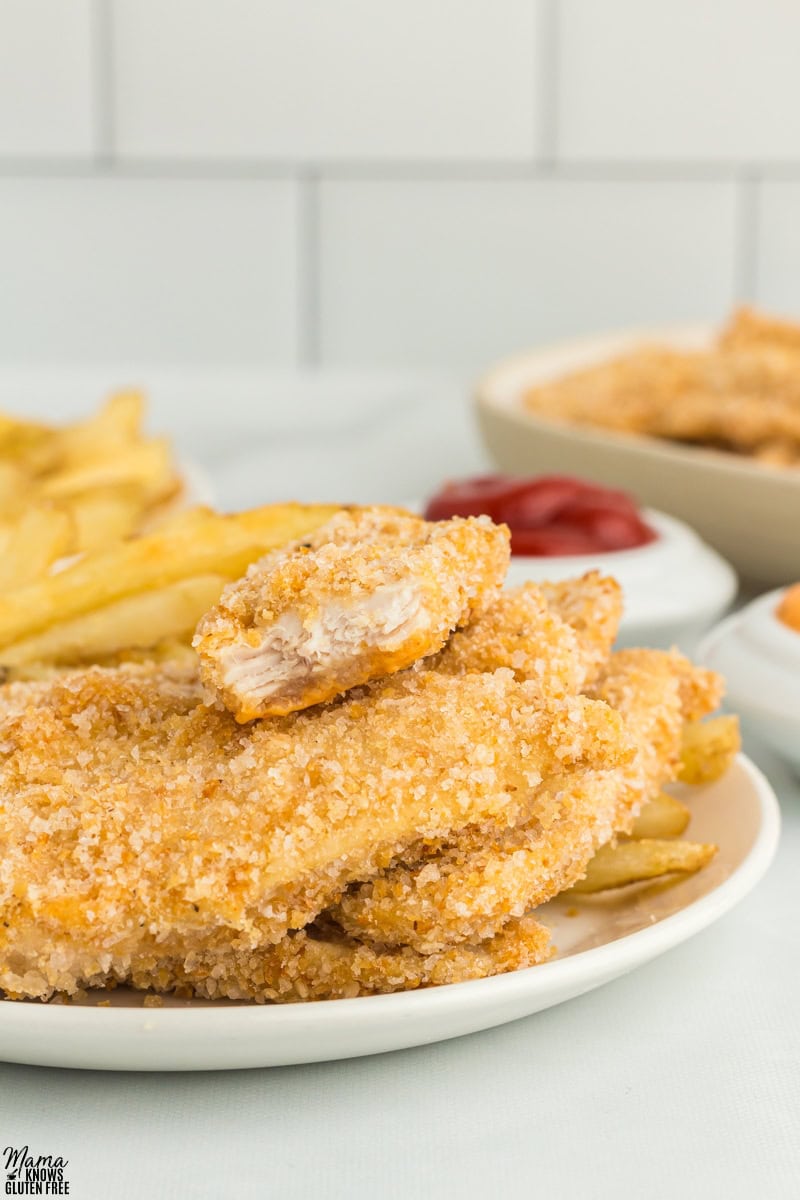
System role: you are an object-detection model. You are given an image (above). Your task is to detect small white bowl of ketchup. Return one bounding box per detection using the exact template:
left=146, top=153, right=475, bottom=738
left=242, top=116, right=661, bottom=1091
left=423, top=475, right=737, bottom=652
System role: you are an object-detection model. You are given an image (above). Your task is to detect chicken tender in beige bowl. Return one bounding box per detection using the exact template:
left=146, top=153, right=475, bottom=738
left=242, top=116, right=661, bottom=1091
left=476, top=321, right=800, bottom=587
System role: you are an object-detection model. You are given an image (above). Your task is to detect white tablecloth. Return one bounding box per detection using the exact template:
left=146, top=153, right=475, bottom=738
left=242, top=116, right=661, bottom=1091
left=1, top=373, right=798, bottom=1200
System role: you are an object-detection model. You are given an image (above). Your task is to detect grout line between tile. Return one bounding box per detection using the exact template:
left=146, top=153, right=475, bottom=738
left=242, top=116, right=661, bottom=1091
left=296, top=174, right=320, bottom=366
left=0, top=158, right=799, bottom=186
left=733, top=173, right=759, bottom=300
left=90, top=0, right=114, bottom=169
left=536, top=0, right=559, bottom=165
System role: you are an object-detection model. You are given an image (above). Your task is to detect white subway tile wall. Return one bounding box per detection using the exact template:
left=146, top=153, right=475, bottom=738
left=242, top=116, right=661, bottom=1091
left=111, top=0, right=543, bottom=162
left=0, top=179, right=300, bottom=364
left=0, top=0, right=798, bottom=369
left=319, top=180, right=737, bottom=369
left=754, top=183, right=800, bottom=314
left=558, top=0, right=800, bottom=163
left=0, top=0, right=95, bottom=158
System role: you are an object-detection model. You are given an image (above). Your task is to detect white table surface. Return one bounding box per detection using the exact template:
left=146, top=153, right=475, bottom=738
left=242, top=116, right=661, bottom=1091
left=1, top=372, right=798, bottom=1200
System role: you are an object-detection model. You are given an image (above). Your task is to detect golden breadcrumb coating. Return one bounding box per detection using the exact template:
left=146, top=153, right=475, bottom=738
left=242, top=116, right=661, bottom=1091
left=431, top=583, right=585, bottom=698
left=524, top=308, right=800, bottom=465
left=431, top=573, right=622, bottom=698
left=334, top=648, right=720, bottom=954
left=0, top=662, right=624, bottom=1000
left=120, top=914, right=553, bottom=1003
left=719, top=306, right=800, bottom=359
left=538, top=573, right=624, bottom=685
left=590, top=648, right=723, bottom=828
left=334, top=768, right=624, bottom=953
left=194, top=508, right=510, bottom=719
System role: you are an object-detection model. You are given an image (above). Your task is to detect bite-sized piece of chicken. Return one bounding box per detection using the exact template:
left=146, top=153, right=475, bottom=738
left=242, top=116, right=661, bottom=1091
left=193, top=507, right=510, bottom=720
left=0, top=662, right=628, bottom=1001
left=121, top=914, right=553, bottom=1004
left=538, top=572, right=623, bottom=686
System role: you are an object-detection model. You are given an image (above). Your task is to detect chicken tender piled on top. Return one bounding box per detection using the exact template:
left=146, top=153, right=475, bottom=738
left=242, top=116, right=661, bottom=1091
left=0, top=661, right=629, bottom=1001
left=193, top=507, right=510, bottom=720
left=538, top=572, right=623, bottom=687
left=432, top=572, right=622, bottom=699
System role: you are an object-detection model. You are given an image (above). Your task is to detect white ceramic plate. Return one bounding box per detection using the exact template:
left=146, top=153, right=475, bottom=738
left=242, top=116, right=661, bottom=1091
left=700, top=590, right=800, bottom=774
left=0, top=755, right=778, bottom=1072
left=476, top=326, right=800, bottom=586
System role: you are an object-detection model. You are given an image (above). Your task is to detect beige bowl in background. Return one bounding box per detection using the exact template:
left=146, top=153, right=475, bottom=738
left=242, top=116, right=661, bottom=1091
left=476, top=326, right=800, bottom=587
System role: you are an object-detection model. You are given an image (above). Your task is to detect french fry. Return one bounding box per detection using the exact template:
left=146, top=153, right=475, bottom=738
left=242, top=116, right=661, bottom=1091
left=0, top=575, right=228, bottom=667
left=52, top=391, right=145, bottom=466
left=0, top=462, right=29, bottom=510
left=0, top=415, right=52, bottom=465
left=137, top=505, right=217, bottom=537
left=629, top=793, right=691, bottom=839
left=0, top=503, right=341, bottom=649
left=569, top=839, right=718, bottom=894
left=68, top=487, right=151, bottom=553
left=679, top=715, right=741, bottom=785
left=1, top=639, right=198, bottom=682
left=91, top=390, right=144, bottom=441
left=39, top=438, right=175, bottom=502
left=0, top=505, right=73, bottom=590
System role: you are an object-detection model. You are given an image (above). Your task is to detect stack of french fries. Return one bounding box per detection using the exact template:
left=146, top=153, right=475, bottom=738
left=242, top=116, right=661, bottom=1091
left=0, top=394, right=340, bottom=679
left=0, top=391, right=180, bottom=566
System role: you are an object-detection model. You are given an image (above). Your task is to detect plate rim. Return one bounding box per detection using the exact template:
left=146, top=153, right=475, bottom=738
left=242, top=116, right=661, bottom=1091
left=0, top=753, right=780, bottom=1040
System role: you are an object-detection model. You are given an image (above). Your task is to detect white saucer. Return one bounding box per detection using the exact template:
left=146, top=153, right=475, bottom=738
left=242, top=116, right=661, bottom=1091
left=504, top=508, right=736, bottom=650
left=0, top=755, right=778, bottom=1072
left=413, top=501, right=737, bottom=651
left=700, top=589, right=800, bottom=774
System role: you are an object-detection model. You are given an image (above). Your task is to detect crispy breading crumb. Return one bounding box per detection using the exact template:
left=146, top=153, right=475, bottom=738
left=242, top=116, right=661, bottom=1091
left=125, top=914, right=553, bottom=1003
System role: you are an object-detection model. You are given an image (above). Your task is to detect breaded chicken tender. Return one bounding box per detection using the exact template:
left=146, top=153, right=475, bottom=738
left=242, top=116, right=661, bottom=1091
left=123, top=914, right=553, bottom=1003
left=590, top=648, right=723, bottom=830
left=523, top=308, right=800, bottom=464
left=335, top=768, right=624, bottom=953
left=432, top=573, right=621, bottom=697
left=431, top=583, right=585, bottom=698
left=334, top=648, right=720, bottom=954
left=539, top=572, right=623, bottom=686
left=194, top=508, right=510, bottom=719
left=0, top=662, right=626, bottom=1001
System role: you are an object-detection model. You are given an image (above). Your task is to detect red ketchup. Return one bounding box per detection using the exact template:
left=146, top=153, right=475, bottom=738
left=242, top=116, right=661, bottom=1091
left=424, top=475, right=658, bottom=556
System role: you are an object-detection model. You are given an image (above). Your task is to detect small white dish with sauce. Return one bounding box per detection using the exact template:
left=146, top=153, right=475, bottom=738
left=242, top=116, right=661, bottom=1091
left=505, top=508, right=737, bottom=651
left=414, top=501, right=737, bottom=652
left=699, top=588, right=800, bottom=774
